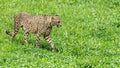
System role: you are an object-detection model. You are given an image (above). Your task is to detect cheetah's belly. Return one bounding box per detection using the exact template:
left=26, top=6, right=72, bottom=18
left=30, top=24, right=37, bottom=33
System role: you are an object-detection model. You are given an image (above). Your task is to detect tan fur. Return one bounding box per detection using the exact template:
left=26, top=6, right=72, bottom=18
left=6, top=12, right=61, bottom=51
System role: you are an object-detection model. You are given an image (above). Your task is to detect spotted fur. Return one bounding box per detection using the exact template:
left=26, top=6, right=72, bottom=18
left=6, top=12, right=61, bottom=51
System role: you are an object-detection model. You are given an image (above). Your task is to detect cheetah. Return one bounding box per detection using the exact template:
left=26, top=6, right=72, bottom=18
left=6, top=12, right=61, bottom=51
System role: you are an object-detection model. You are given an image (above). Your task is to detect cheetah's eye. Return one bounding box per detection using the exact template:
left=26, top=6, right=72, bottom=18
left=55, top=15, right=59, bottom=16
left=58, top=21, right=60, bottom=23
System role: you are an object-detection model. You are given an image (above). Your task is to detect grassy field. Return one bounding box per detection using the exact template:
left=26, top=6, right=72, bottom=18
left=0, top=0, right=120, bottom=67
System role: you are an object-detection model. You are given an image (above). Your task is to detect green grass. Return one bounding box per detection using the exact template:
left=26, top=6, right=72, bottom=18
left=0, top=0, right=120, bottom=67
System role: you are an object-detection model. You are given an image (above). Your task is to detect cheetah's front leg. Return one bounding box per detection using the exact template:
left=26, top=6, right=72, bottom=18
left=24, top=31, right=29, bottom=45
left=36, top=33, right=40, bottom=48
left=44, top=35, right=55, bottom=52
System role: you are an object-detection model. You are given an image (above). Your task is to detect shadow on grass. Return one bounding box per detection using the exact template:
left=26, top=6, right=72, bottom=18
left=8, top=37, right=60, bottom=53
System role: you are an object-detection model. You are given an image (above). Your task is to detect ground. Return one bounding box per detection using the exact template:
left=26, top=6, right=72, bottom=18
left=0, top=0, right=120, bottom=68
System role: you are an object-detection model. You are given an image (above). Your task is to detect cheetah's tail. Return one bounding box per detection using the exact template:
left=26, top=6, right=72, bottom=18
left=6, top=30, right=12, bottom=36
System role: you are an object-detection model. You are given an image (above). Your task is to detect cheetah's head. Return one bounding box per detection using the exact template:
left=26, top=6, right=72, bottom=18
left=51, top=15, right=61, bottom=27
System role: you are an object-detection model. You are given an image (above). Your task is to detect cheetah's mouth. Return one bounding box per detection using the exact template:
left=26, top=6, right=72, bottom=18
left=57, top=24, right=62, bottom=27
